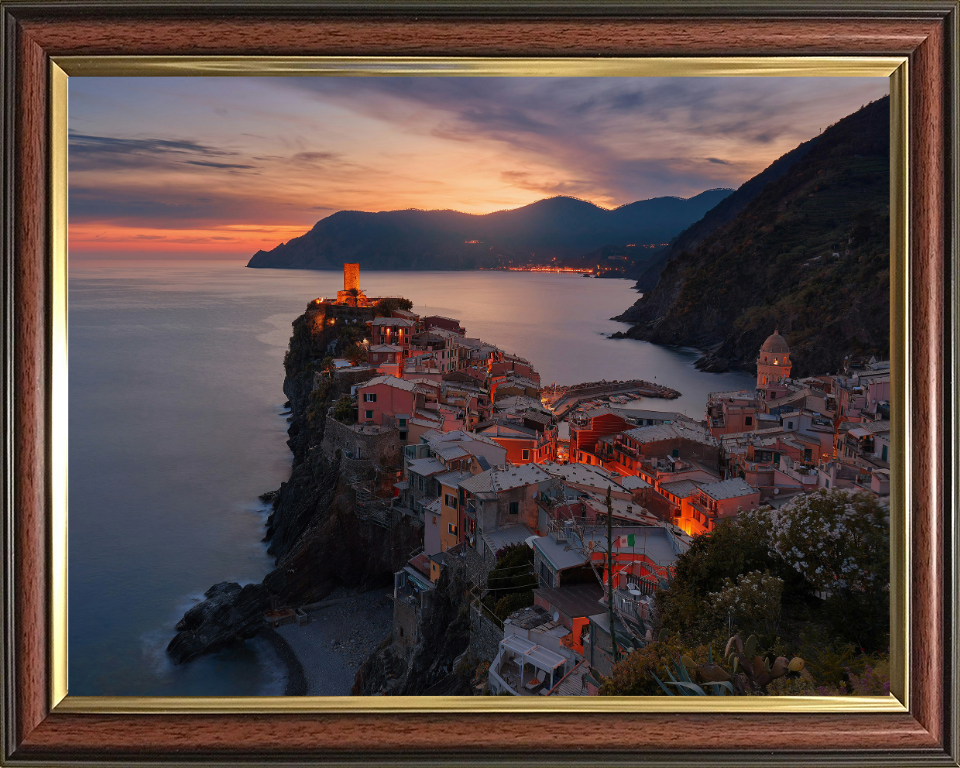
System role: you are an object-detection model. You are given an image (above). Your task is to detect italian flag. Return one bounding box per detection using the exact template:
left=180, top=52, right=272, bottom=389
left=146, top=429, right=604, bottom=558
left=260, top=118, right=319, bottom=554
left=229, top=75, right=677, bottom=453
left=617, top=534, right=635, bottom=548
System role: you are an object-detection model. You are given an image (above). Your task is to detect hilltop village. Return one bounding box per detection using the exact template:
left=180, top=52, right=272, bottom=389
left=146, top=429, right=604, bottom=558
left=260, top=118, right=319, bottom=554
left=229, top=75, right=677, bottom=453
left=168, top=263, right=891, bottom=697
left=268, top=264, right=888, bottom=697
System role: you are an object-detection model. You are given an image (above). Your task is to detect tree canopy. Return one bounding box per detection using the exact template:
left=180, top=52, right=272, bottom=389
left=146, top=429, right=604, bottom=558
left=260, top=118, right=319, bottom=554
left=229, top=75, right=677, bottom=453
left=375, top=297, right=414, bottom=317
left=656, top=490, right=889, bottom=653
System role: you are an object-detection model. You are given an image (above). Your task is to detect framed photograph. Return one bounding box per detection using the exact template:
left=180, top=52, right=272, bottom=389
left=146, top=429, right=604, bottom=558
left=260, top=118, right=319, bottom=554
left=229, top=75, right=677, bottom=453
left=1, top=1, right=957, bottom=765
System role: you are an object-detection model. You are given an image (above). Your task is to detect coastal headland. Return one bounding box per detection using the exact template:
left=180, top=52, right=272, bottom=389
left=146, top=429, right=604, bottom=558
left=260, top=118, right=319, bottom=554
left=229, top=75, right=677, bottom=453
left=165, top=275, right=687, bottom=690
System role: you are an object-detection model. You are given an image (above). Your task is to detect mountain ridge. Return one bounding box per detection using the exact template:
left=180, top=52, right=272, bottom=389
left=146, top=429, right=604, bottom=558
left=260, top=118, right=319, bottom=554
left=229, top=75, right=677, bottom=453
left=246, top=190, right=733, bottom=271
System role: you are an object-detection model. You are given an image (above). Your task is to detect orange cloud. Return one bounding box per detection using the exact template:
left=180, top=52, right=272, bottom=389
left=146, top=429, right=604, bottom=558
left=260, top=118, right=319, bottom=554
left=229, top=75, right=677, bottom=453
left=69, top=222, right=309, bottom=258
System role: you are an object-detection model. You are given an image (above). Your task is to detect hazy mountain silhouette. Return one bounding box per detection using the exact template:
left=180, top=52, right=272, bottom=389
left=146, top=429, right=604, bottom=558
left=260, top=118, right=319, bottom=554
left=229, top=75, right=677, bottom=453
left=246, top=190, right=733, bottom=271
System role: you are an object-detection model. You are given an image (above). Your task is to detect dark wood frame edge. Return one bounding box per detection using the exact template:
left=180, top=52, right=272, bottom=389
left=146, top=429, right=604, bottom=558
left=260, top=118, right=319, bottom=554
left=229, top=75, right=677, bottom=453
left=1, top=3, right=957, bottom=765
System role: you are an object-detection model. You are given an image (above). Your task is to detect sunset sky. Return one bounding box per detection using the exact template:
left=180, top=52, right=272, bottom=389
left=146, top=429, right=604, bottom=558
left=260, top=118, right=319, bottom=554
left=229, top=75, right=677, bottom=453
left=69, top=76, right=889, bottom=260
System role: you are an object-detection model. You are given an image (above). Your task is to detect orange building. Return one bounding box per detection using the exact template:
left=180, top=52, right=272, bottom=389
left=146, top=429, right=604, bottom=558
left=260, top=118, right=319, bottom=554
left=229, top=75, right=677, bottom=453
left=477, top=422, right=539, bottom=464
left=677, top=478, right=760, bottom=536
left=568, top=407, right=632, bottom=461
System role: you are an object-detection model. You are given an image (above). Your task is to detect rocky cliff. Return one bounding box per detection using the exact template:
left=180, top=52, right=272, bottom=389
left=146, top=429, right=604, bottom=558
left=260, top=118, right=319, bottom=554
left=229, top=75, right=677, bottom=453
left=167, top=302, right=420, bottom=665
left=351, top=568, right=475, bottom=696
left=612, top=96, right=890, bottom=377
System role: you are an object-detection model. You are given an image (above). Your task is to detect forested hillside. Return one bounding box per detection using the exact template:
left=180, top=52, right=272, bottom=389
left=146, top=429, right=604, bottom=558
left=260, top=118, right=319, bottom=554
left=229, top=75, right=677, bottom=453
left=613, top=96, right=890, bottom=377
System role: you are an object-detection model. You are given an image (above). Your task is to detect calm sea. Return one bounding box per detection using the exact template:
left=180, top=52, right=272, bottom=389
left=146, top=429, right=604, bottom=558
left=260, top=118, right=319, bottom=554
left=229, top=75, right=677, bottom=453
left=68, top=260, right=754, bottom=695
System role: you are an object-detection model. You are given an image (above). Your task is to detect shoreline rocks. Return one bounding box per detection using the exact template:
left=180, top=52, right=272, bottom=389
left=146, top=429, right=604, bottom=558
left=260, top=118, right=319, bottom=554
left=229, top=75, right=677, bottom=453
left=167, top=581, right=271, bottom=665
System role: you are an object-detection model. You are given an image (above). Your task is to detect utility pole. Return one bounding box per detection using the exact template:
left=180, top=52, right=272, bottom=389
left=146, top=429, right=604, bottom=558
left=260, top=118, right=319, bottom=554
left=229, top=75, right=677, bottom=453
left=605, top=486, right=619, bottom=664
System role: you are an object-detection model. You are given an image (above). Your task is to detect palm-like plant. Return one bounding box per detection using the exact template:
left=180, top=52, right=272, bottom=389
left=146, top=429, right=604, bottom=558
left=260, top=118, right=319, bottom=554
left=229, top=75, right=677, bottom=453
left=651, top=632, right=804, bottom=696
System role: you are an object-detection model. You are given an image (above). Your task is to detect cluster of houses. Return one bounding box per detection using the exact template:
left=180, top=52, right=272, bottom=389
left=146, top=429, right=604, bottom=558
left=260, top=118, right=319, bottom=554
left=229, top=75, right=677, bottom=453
left=316, top=266, right=892, bottom=696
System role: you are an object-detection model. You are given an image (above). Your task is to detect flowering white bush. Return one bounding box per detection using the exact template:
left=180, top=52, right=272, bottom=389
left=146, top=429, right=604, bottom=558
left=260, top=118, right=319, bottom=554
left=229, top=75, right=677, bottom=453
left=707, top=570, right=784, bottom=638
left=769, top=488, right=889, bottom=594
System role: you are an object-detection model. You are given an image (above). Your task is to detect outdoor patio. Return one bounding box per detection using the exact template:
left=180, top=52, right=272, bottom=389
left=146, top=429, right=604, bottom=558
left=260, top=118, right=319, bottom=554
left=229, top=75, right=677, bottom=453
left=494, top=635, right=568, bottom=696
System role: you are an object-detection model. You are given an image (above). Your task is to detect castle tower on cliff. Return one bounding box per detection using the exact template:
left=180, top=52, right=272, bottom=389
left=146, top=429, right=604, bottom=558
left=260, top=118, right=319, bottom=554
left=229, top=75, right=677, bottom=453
left=336, top=263, right=367, bottom=306
left=343, top=263, right=359, bottom=293
left=756, top=330, right=792, bottom=389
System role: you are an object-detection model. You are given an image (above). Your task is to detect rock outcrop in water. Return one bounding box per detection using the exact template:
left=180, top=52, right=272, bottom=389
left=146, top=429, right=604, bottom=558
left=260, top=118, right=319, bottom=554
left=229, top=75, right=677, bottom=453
left=167, top=582, right=271, bottom=664
left=167, top=301, right=421, bottom=665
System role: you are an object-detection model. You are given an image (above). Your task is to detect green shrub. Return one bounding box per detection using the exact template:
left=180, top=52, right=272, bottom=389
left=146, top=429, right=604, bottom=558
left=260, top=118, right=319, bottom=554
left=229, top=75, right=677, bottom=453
left=333, top=395, right=355, bottom=424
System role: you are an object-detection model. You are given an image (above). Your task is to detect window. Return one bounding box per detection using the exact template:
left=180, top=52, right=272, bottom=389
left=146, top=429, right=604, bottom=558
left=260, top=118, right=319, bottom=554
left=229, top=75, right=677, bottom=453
left=804, top=448, right=812, bottom=462
left=539, top=561, right=553, bottom=587
left=671, top=448, right=680, bottom=458
left=365, top=409, right=374, bottom=419
left=745, top=416, right=753, bottom=426
left=447, top=523, right=458, bottom=535
left=787, top=421, right=794, bottom=429
left=509, top=501, right=519, bottom=516
left=521, top=449, right=530, bottom=461
left=363, top=392, right=377, bottom=402
left=444, top=494, right=458, bottom=509
left=398, top=418, right=407, bottom=427
left=882, top=445, right=888, bottom=462
left=399, top=431, right=408, bottom=441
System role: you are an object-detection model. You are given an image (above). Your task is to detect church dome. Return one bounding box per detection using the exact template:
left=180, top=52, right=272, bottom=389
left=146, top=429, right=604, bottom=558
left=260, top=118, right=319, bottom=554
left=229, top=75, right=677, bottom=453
left=761, top=330, right=790, bottom=354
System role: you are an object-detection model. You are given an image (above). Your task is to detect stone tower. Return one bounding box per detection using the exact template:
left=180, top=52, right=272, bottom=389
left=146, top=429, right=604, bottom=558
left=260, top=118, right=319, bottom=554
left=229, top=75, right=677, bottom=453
left=756, top=330, right=792, bottom=389
left=343, top=263, right=360, bottom=292
left=336, top=263, right=366, bottom=305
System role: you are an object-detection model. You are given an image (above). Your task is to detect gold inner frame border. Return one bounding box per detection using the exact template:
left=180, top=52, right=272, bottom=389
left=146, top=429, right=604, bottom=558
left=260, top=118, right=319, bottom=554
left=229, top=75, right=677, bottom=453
left=48, top=55, right=909, bottom=715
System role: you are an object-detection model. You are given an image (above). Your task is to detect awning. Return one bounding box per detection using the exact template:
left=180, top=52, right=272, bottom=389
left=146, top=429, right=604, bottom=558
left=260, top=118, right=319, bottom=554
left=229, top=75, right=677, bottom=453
left=848, top=427, right=872, bottom=438
left=500, top=635, right=566, bottom=671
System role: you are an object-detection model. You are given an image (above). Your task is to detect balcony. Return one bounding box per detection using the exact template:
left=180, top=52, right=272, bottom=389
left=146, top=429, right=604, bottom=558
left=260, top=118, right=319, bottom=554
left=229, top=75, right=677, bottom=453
left=688, top=499, right=715, bottom=521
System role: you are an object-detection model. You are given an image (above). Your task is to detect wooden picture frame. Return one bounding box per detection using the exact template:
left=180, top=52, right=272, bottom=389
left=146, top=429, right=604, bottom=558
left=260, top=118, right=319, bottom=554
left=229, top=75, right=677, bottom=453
left=1, top=1, right=957, bottom=765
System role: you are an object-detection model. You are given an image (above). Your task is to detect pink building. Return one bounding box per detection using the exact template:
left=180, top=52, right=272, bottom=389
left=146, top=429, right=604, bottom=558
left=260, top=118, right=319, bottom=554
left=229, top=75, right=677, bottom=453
left=706, top=390, right=760, bottom=437
left=489, top=358, right=541, bottom=385
left=370, top=317, right=415, bottom=357
left=356, top=375, right=430, bottom=431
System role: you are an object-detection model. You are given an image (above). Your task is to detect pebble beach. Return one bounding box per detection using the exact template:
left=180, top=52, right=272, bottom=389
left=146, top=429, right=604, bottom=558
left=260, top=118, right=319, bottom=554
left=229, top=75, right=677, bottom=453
left=270, top=586, right=394, bottom=696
